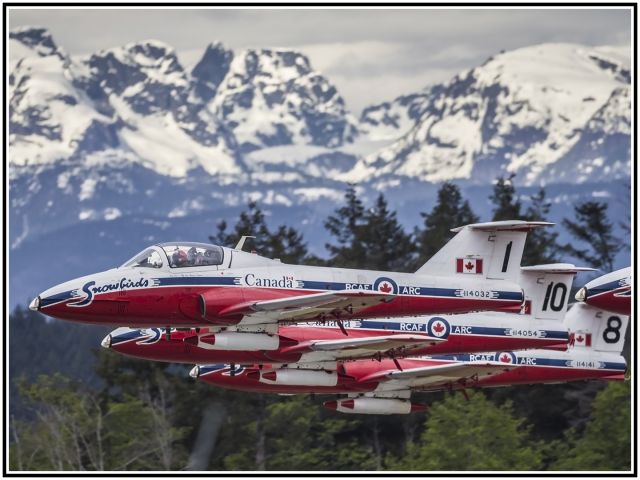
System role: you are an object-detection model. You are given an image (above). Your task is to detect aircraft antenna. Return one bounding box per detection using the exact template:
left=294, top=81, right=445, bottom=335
left=235, top=235, right=256, bottom=251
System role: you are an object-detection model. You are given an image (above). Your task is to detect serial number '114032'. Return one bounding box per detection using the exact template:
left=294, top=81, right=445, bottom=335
left=455, top=289, right=497, bottom=298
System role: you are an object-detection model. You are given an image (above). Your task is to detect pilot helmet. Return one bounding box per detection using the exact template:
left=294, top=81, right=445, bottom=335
left=172, top=248, right=188, bottom=266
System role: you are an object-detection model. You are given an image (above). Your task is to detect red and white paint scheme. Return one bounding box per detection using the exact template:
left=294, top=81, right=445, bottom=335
left=101, top=264, right=589, bottom=364
left=30, top=221, right=550, bottom=330
left=575, top=267, right=632, bottom=315
left=191, top=303, right=628, bottom=414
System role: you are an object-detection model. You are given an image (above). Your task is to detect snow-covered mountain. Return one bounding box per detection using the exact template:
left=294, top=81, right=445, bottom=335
left=8, top=27, right=631, bottom=307
left=196, top=43, right=358, bottom=153
left=10, top=28, right=630, bottom=190
left=9, top=27, right=359, bottom=179
left=10, top=28, right=240, bottom=178
left=352, top=43, right=630, bottom=185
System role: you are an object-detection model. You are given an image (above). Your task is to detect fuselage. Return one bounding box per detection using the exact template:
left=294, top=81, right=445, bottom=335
left=193, top=348, right=626, bottom=394
left=32, top=243, right=524, bottom=327
left=103, top=312, right=568, bottom=364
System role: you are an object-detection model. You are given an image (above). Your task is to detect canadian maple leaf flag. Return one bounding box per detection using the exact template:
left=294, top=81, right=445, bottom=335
left=572, top=331, right=592, bottom=347
left=456, top=257, right=483, bottom=274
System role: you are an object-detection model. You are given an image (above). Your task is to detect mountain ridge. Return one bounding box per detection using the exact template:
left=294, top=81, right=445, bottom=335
left=10, top=26, right=630, bottom=187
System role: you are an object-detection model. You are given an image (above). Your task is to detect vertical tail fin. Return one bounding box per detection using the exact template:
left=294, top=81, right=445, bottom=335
left=519, top=264, right=595, bottom=321
left=564, top=303, right=629, bottom=353
left=416, top=220, right=553, bottom=283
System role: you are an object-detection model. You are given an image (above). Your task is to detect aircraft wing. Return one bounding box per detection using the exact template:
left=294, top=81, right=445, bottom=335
left=360, top=361, right=517, bottom=386
left=281, top=334, right=444, bottom=355
left=221, top=289, right=396, bottom=323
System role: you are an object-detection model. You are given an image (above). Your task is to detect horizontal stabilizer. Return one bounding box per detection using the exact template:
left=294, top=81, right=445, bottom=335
left=450, top=220, right=554, bottom=233
left=520, top=264, right=596, bottom=274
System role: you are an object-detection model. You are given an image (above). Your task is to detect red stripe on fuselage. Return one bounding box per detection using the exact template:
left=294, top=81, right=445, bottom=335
left=585, top=288, right=631, bottom=315
left=471, top=365, right=625, bottom=387
left=420, top=334, right=565, bottom=355
left=198, top=369, right=377, bottom=394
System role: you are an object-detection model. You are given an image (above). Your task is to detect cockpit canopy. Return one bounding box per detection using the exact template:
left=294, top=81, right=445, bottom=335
left=121, top=242, right=224, bottom=269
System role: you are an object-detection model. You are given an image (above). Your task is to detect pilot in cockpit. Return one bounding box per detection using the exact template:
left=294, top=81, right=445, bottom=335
left=171, top=247, right=188, bottom=267
left=188, top=246, right=205, bottom=266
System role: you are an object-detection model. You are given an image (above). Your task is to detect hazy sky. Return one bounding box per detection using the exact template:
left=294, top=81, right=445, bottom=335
left=8, top=7, right=632, bottom=113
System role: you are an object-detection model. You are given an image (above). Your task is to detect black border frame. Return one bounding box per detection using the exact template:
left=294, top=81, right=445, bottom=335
left=3, top=2, right=637, bottom=476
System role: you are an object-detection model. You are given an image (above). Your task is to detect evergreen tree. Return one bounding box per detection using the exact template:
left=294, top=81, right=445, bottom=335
left=223, top=396, right=377, bottom=471
left=489, top=178, right=560, bottom=266
left=209, top=201, right=270, bottom=251
left=209, top=201, right=309, bottom=264
left=486, top=382, right=600, bottom=447
left=490, top=174, right=522, bottom=221
left=416, top=182, right=479, bottom=265
left=551, top=381, right=631, bottom=471
left=561, top=201, right=622, bottom=271
left=360, top=194, right=415, bottom=271
left=324, top=185, right=368, bottom=268
left=10, top=373, right=190, bottom=471
left=263, top=225, right=309, bottom=264
left=521, top=187, right=559, bottom=265
left=618, top=181, right=631, bottom=250
left=385, top=392, right=542, bottom=471
left=325, top=187, right=415, bottom=270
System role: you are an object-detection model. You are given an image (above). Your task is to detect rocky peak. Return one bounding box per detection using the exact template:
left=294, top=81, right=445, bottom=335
left=210, top=47, right=356, bottom=152
left=586, top=51, right=631, bottom=84
left=9, top=26, right=64, bottom=59
left=191, top=42, right=234, bottom=102
left=81, top=40, right=189, bottom=116
left=230, top=48, right=313, bottom=84
left=85, top=40, right=186, bottom=94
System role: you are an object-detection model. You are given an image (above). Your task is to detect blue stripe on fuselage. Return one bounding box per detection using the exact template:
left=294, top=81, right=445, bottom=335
left=111, top=330, right=145, bottom=345
left=429, top=354, right=626, bottom=371
left=152, top=277, right=521, bottom=301
left=40, top=290, right=77, bottom=307
left=199, top=364, right=229, bottom=375
left=330, top=320, right=567, bottom=340
left=154, top=276, right=239, bottom=286
left=589, top=279, right=629, bottom=297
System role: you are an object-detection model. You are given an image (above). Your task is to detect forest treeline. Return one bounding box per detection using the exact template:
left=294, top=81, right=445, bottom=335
left=9, top=176, right=631, bottom=471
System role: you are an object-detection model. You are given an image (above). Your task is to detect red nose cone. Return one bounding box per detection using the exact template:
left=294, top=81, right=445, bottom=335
left=262, top=371, right=277, bottom=381
left=183, top=335, right=199, bottom=345
left=199, top=334, right=216, bottom=346
left=410, top=403, right=428, bottom=413
left=340, top=399, right=355, bottom=409
left=323, top=400, right=338, bottom=410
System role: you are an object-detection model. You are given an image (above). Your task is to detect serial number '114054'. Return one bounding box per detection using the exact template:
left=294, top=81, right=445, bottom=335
left=505, top=329, right=544, bottom=338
